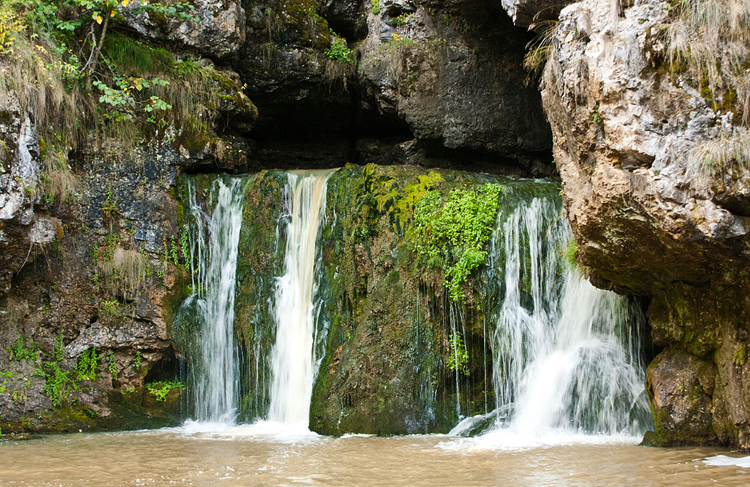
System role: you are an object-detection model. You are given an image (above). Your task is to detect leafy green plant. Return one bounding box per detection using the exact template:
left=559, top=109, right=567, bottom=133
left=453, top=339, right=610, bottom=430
left=102, top=189, right=120, bottom=219
left=170, top=235, right=180, bottom=266
left=371, top=0, right=380, bottom=14
left=100, top=299, right=121, bottom=317
left=592, top=107, right=603, bottom=125
left=325, top=31, right=353, bottom=63
left=390, top=13, right=412, bottom=26
left=75, top=348, right=99, bottom=381
left=133, top=351, right=141, bottom=371
left=108, top=350, right=118, bottom=380
left=180, top=226, right=190, bottom=265
left=146, top=379, right=184, bottom=402
left=7, top=335, right=38, bottom=362
left=413, top=184, right=503, bottom=302
left=41, top=337, right=72, bottom=407
left=377, top=33, right=417, bottom=53
left=447, top=332, right=470, bottom=376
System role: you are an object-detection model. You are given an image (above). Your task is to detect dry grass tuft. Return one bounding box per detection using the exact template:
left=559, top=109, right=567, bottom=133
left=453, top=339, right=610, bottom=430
left=98, top=246, right=148, bottom=298
left=43, top=151, right=78, bottom=204
left=668, top=0, right=750, bottom=124
left=687, top=126, right=750, bottom=183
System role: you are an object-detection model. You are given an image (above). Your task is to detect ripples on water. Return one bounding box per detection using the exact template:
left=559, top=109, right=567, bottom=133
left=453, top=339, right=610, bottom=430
left=1, top=427, right=748, bottom=486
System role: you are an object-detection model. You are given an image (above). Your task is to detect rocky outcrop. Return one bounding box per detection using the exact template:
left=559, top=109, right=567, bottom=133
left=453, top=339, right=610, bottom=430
left=0, top=142, right=187, bottom=432
left=123, top=0, right=246, bottom=57
left=0, top=93, right=61, bottom=294
left=501, top=0, right=561, bottom=27
left=236, top=0, right=554, bottom=174
left=357, top=0, right=551, bottom=162
left=0, top=59, right=254, bottom=433
left=644, top=349, right=717, bottom=446
left=540, top=0, right=750, bottom=448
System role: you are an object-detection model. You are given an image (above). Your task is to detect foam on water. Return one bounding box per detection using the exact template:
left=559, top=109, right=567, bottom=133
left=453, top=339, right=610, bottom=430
left=177, top=419, right=322, bottom=443
left=704, top=455, right=750, bottom=468
left=439, top=428, right=641, bottom=452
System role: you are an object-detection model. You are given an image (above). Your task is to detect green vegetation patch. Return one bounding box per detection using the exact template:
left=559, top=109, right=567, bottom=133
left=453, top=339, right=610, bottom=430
left=447, top=332, right=469, bottom=376
left=413, top=184, right=503, bottom=302
left=75, top=348, right=100, bottom=382
left=146, top=380, right=184, bottom=402
left=325, top=31, right=353, bottom=63
left=7, top=335, right=38, bottom=362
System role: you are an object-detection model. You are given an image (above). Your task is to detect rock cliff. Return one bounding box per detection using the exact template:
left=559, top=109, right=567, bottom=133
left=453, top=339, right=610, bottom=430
left=536, top=0, right=750, bottom=448
left=0, top=0, right=553, bottom=433
left=7, top=0, right=746, bottom=447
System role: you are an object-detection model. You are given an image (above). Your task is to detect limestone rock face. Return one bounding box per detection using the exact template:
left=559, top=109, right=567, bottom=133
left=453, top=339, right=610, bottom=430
left=123, top=0, right=246, bottom=56
left=0, top=93, right=61, bottom=293
left=541, top=0, right=750, bottom=447
left=501, top=0, right=563, bottom=28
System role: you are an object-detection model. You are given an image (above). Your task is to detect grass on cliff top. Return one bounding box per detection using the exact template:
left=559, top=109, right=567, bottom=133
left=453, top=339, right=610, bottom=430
left=0, top=1, right=248, bottom=155
left=667, top=0, right=750, bottom=181
left=667, top=0, right=750, bottom=124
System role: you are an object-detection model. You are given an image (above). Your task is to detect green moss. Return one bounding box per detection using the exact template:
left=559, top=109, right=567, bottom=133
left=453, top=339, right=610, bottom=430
left=309, top=166, right=515, bottom=435
left=732, top=342, right=747, bottom=366
left=282, top=0, right=330, bottom=48
left=233, top=171, right=288, bottom=421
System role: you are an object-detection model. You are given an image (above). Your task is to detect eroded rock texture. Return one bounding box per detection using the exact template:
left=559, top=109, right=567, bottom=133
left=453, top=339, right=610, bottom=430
left=238, top=0, right=554, bottom=174
left=540, top=0, right=750, bottom=448
left=123, top=0, right=247, bottom=56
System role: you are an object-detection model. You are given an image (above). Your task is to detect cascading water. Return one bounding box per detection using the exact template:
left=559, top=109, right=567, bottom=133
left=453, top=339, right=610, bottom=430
left=267, top=170, right=333, bottom=427
left=184, top=178, right=246, bottom=423
left=451, top=186, right=651, bottom=441
left=179, top=170, right=648, bottom=442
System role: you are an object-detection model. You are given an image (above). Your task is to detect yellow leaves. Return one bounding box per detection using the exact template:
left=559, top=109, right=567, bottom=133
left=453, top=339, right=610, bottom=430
left=0, top=9, right=25, bottom=55
left=122, top=0, right=130, bottom=7
left=92, top=13, right=103, bottom=24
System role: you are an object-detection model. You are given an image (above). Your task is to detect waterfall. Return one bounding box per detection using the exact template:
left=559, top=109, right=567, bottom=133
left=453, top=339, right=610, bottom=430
left=451, top=187, right=651, bottom=441
left=185, top=178, right=246, bottom=423
left=267, top=170, right=333, bottom=427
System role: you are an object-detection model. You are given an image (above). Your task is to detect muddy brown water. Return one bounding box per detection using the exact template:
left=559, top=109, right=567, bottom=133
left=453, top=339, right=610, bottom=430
left=1, top=426, right=748, bottom=486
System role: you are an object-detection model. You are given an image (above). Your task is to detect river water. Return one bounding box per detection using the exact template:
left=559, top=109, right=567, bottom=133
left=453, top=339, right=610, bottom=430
left=1, top=428, right=748, bottom=486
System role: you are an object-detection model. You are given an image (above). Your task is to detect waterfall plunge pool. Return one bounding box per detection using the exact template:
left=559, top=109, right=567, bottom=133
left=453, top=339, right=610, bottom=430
left=0, top=428, right=748, bottom=486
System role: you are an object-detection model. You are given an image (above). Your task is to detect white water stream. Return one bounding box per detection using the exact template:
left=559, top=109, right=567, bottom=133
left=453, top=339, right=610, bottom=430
left=451, top=193, right=650, bottom=444
left=186, top=178, right=246, bottom=423
left=267, top=170, right=332, bottom=428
